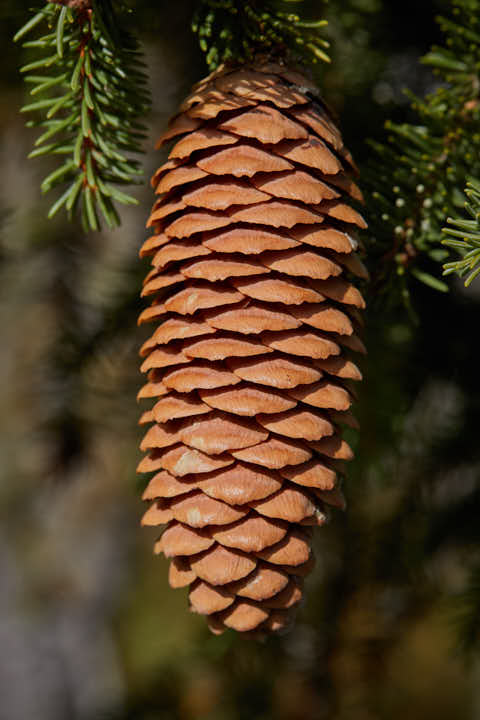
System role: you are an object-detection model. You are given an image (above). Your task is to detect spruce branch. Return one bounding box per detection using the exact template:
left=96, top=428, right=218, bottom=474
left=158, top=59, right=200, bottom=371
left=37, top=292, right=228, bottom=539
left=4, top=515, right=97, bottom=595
left=192, top=0, right=330, bottom=71
left=443, top=179, right=480, bottom=286
left=15, top=1, right=150, bottom=232
left=366, top=0, right=480, bottom=302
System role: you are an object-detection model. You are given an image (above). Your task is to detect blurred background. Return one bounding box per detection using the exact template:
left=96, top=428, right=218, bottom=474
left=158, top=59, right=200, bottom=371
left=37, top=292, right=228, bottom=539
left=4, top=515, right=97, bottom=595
left=1, top=1, right=479, bottom=718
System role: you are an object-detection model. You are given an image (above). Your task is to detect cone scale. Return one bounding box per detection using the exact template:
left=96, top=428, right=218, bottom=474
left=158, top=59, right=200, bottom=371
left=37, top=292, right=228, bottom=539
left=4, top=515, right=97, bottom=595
left=138, top=61, right=367, bottom=636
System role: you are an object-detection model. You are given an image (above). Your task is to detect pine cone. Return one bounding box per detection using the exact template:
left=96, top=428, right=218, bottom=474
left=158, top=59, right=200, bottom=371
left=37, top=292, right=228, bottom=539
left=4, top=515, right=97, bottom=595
left=137, top=61, right=367, bottom=636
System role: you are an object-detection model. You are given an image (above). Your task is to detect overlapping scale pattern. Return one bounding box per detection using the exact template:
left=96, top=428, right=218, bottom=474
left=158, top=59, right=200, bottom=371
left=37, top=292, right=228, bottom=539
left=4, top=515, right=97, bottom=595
left=138, top=61, right=367, bottom=636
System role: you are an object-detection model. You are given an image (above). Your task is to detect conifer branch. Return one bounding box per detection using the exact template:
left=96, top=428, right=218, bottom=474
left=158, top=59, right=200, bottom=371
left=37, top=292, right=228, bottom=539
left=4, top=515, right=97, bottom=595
left=366, top=0, right=480, bottom=301
left=443, top=179, right=480, bottom=286
left=192, top=0, right=330, bottom=71
left=15, top=1, right=150, bottom=231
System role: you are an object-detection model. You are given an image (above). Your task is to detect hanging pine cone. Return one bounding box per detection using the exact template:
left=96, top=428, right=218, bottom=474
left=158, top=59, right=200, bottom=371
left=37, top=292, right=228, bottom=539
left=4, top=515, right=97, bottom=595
left=137, top=60, right=367, bottom=636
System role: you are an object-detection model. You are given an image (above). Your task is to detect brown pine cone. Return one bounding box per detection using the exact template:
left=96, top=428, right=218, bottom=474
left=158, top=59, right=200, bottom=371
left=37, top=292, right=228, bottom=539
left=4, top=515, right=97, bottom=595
left=137, top=60, right=367, bottom=636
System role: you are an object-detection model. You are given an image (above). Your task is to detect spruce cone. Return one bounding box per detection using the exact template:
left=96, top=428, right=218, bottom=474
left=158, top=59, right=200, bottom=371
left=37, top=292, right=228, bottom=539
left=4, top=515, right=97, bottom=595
left=138, top=61, right=367, bottom=636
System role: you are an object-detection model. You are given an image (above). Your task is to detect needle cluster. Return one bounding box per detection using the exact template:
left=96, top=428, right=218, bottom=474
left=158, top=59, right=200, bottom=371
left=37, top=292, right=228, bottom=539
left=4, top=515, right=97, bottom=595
left=192, top=0, right=330, bottom=71
left=15, top=1, right=150, bottom=231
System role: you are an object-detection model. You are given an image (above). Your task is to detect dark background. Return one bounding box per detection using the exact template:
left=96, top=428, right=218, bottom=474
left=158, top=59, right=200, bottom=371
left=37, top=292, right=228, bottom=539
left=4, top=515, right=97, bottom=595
left=1, top=1, right=479, bottom=718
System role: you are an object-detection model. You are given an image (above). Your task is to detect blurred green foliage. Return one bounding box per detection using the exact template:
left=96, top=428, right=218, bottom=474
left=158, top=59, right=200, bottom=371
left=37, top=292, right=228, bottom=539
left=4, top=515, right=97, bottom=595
left=367, top=0, right=480, bottom=301
left=1, top=2, right=479, bottom=719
